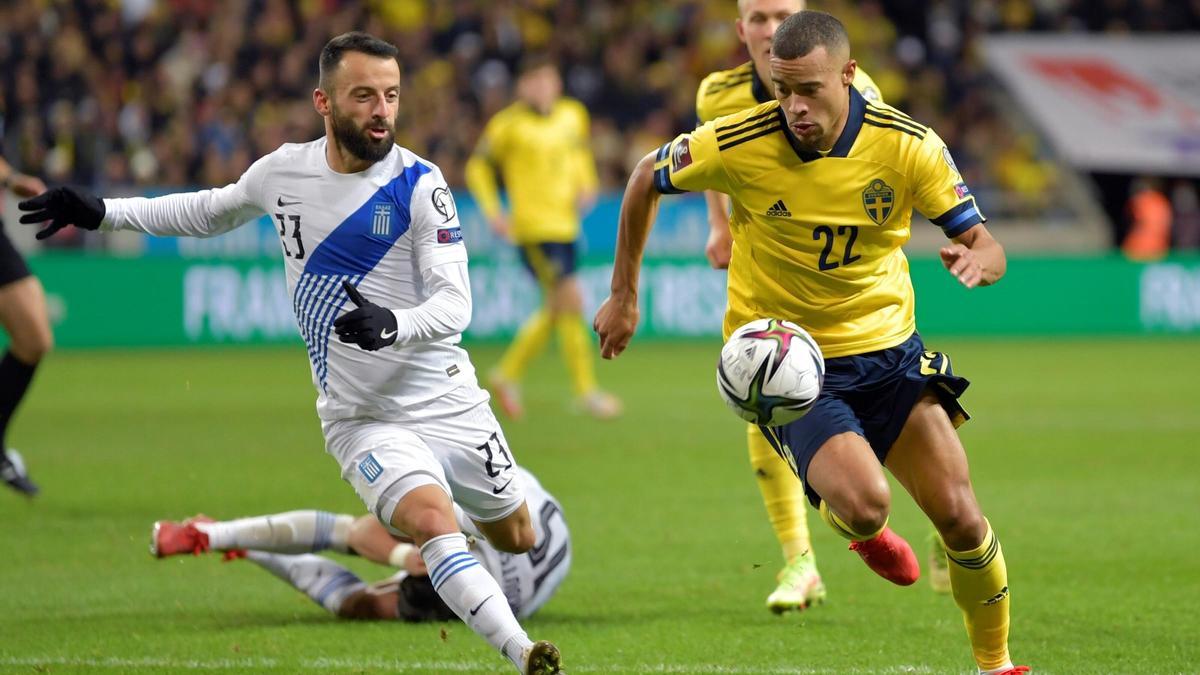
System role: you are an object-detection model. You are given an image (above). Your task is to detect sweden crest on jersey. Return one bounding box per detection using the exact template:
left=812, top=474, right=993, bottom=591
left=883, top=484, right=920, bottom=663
left=862, top=179, right=894, bottom=225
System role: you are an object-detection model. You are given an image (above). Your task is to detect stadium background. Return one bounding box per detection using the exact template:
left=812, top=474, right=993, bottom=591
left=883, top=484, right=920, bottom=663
left=2, top=1, right=1199, bottom=673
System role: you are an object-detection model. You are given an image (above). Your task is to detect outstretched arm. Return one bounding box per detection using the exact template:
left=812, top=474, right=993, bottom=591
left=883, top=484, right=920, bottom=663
left=100, top=186, right=266, bottom=239
left=592, top=149, right=661, bottom=359
left=18, top=155, right=269, bottom=240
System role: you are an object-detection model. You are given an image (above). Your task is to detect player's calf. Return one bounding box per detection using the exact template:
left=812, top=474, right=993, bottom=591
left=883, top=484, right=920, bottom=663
left=476, top=508, right=536, bottom=554
left=928, top=500, right=988, bottom=553
left=392, top=486, right=546, bottom=671
left=242, top=551, right=366, bottom=615
left=422, top=532, right=540, bottom=671
left=0, top=277, right=54, bottom=364
left=944, top=520, right=1015, bottom=673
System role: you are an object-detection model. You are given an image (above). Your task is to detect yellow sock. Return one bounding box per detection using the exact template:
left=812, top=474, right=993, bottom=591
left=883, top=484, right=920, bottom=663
left=555, top=313, right=597, bottom=396
left=818, top=499, right=884, bottom=542
left=497, top=309, right=553, bottom=381
left=945, top=521, right=1011, bottom=671
left=747, top=426, right=812, bottom=561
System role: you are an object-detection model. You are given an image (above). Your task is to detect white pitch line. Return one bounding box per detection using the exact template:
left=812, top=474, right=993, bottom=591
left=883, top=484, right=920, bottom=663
left=0, top=656, right=284, bottom=671
left=0, top=655, right=937, bottom=674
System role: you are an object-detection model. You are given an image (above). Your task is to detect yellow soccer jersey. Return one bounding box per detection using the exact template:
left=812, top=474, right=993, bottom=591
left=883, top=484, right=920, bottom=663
left=696, top=60, right=882, bottom=124
left=654, top=88, right=984, bottom=357
left=465, top=98, right=599, bottom=244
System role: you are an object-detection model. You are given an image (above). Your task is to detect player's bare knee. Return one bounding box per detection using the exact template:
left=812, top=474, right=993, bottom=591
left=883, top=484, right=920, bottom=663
left=847, top=504, right=889, bottom=536
left=558, top=291, right=582, bottom=314
left=7, top=324, right=52, bottom=364
left=845, top=479, right=891, bottom=534
left=936, top=507, right=987, bottom=551
left=400, top=506, right=458, bottom=546
left=553, top=278, right=583, bottom=313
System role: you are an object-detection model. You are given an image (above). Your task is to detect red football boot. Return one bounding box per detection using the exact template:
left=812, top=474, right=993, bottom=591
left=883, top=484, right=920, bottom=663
left=848, top=527, right=920, bottom=586
left=150, top=517, right=212, bottom=558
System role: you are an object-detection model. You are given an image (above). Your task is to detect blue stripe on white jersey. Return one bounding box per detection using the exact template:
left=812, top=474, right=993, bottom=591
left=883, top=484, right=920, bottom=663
left=292, top=161, right=434, bottom=389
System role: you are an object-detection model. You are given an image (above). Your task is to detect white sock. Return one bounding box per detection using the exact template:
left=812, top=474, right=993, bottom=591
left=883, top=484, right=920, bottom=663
left=421, top=532, right=532, bottom=669
left=196, top=511, right=353, bottom=553
left=453, top=503, right=485, bottom=539
left=244, top=551, right=365, bottom=614
left=980, top=664, right=1016, bottom=675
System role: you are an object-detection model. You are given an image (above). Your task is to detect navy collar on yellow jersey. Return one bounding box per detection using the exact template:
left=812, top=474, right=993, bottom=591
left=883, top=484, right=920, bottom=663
left=751, top=65, right=772, bottom=104
left=778, top=86, right=866, bottom=163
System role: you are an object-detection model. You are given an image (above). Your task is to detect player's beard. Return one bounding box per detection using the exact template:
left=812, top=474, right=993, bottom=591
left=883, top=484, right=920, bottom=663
left=330, top=106, right=396, bottom=164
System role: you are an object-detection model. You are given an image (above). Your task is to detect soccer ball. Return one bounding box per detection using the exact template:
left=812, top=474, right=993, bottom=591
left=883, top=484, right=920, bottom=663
left=716, top=318, right=824, bottom=427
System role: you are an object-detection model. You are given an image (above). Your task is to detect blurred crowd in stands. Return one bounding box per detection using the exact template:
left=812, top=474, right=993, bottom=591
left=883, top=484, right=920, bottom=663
left=2, top=0, right=1198, bottom=248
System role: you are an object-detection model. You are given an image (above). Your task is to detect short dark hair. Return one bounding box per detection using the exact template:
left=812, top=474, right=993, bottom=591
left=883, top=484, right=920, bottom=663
left=771, top=10, right=850, bottom=61
left=318, top=32, right=400, bottom=91
left=517, top=53, right=557, bottom=78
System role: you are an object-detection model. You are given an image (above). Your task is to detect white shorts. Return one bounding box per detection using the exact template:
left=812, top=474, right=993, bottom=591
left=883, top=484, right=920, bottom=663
left=323, top=387, right=525, bottom=528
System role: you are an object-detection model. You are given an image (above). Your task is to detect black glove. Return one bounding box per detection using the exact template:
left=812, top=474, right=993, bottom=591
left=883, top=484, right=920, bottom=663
left=18, top=186, right=106, bottom=240
left=334, top=280, right=398, bottom=351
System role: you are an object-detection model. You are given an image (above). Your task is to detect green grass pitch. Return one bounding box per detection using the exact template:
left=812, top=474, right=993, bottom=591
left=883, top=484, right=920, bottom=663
left=1, top=338, right=1197, bottom=673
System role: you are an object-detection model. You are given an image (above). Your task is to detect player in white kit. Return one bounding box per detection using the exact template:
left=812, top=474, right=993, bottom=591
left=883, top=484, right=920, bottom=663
left=150, top=467, right=571, bottom=623
left=18, top=32, right=560, bottom=675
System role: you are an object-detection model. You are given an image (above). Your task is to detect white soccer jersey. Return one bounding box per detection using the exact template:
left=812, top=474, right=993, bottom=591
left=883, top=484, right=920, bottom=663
left=101, top=139, right=485, bottom=421
left=470, top=467, right=571, bottom=618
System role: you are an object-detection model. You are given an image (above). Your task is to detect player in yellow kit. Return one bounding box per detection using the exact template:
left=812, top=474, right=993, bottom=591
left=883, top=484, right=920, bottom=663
left=595, top=11, right=1026, bottom=674
left=466, top=57, right=620, bottom=421
left=694, top=0, right=887, bottom=614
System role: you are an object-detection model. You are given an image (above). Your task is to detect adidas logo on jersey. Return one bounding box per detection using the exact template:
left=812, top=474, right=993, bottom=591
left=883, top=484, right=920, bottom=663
left=765, top=200, right=791, bottom=217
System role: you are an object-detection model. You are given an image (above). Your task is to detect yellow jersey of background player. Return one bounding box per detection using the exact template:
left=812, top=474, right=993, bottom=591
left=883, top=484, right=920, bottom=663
left=697, top=59, right=880, bottom=124
left=655, top=91, right=985, bottom=356
left=465, top=79, right=598, bottom=245
left=464, top=59, right=620, bottom=422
